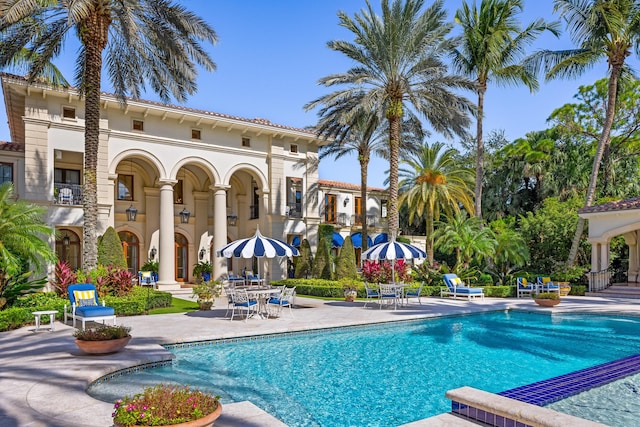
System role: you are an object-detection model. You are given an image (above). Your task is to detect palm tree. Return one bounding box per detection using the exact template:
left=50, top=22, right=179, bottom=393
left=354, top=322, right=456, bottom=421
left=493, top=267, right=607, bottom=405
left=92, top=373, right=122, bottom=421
left=528, top=0, right=640, bottom=266
left=305, top=0, right=475, bottom=241
left=0, top=182, right=56, bottom=292
left=0, top=1, right=217, bottom=270
left=434, top=210, right=496, bottom=269
left=399, top=141, right=475, bottom=263
left=452, top=0, right=560, bottom=221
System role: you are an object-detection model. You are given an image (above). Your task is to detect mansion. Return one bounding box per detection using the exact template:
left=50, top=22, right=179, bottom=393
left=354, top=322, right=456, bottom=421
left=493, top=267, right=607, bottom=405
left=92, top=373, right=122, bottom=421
left=0, top=74, right=389, bottom=289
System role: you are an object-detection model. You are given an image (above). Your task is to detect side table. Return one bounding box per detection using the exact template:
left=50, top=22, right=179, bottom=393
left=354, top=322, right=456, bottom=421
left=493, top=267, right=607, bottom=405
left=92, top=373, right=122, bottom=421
left=33, top=310, right=58, bottom=332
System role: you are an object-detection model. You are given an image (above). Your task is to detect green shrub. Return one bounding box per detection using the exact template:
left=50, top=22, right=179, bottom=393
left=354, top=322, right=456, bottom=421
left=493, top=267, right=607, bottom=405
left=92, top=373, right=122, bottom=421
left=569, top=285, right=586, bottom=296
left=97, top=226, right=127, bottom=269
left=295, top=238, right=313, bottom=279
left=0, top=307, right=33, bottom=332
left=335, top=236, right=358, bottom=280
left=312, top=236, right=333, bottom=280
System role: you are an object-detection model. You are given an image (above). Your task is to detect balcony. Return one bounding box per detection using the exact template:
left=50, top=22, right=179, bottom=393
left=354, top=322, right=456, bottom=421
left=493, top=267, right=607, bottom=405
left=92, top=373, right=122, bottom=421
left=54, top=183, right=83, bottom=205
left=286, top=202, right=303, bottom=218
left=351, top=214, right=379, bottom=227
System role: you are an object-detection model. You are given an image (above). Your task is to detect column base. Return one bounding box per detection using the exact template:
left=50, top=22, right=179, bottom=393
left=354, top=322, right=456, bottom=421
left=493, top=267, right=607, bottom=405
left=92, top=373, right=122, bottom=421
left=156, top=282, right=182, bottom=291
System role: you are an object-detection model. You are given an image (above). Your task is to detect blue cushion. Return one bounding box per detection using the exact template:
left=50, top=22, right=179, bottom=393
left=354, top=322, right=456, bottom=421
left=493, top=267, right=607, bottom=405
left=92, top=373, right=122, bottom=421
left=406, top=291, right=419, bottom=297
left=236, top=301, right=257, bottom=307
left=455, top=288, right=483, bottom=294
left=268, top=298, right=281, bottom=304
left=75, top=305, right=115, bottom=317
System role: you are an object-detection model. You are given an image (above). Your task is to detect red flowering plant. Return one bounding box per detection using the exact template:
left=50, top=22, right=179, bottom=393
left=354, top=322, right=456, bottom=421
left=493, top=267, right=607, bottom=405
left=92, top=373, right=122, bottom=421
left=379, top=260, right=412, bottom=283
left=112, top=384, right=220, bottom=426
left=361, top=260, right=384, bottom=283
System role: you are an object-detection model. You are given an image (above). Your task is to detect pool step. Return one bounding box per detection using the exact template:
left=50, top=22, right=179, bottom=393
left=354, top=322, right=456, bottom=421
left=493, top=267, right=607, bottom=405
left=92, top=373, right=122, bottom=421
left=588, top=285, right=640, bottom=298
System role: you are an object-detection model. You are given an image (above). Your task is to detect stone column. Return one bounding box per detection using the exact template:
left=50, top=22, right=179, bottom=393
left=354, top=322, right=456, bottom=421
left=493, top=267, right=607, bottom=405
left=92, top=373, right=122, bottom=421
left=624, top=232, right=638, bottom=282
left=158, top=179, right=178, bottom=289
left=212, top=186, right=229, bottom=281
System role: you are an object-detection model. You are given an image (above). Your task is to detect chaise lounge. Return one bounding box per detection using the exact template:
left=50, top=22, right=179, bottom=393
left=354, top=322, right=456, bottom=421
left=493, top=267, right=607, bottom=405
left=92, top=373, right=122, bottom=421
left=441, top=274, right=485, bottom=301
left=64, top=284, right=117, bottom=329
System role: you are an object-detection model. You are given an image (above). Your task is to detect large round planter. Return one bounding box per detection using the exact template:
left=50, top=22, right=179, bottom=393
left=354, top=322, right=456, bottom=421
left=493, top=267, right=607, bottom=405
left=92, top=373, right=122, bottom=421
left=534, top=298, right=560, bottom=307
left=115, top=402, right=222, bottom=427
left=74, top=336, right=131, bottom=354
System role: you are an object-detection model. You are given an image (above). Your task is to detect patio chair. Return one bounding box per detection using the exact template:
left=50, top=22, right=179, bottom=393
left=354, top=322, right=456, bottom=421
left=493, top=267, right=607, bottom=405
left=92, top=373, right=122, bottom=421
left=246, top=274, right=262, bottom=287
left=405, top=283, right=424, bottom=305
left=537, top=276, right=561, bottom=295
left=64, top=284, right=116, bottom=329
left=267, top=286, right=296, bottom=318
left=138, top=271, right=157, bottom=288
left=229, top=288, right=257, bottom=322
left=58, top=187, right=73, bottom=205
left=441, top=274, right=484, bottom=301
left=223, top=286, right=236, bottom=318
left=363, top=282, right=379, bottom=308
left=379, top=284, right=401, bottom=310
left=517, top=277, right=534, bottom=298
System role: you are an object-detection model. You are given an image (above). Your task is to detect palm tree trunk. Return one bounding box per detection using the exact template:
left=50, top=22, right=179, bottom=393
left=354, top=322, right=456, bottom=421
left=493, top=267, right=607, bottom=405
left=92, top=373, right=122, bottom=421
left=425, top=212, right=434, bottom=264
left=359, top=153, right=369, bottom=252
left=567, top=65, right=622, bottom=266
left=386, top=101, right=402, bottom=241
left=80, top=12, right=110, bottom=271
left=474, top=87, right=485, bottom=221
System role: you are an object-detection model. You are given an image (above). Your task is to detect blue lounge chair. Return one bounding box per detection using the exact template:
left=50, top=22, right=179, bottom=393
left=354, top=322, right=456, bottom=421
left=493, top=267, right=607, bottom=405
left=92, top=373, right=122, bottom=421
left=537, top=276, right=561, bottom=295
left=64, top=284, right=117, bottom=329
left=441, top=274, right=484, bottom=301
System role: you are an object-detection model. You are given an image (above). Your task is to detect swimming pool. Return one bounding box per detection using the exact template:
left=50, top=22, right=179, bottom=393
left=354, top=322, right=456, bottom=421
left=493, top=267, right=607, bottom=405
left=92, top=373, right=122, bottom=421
left=89, top=311, right=640, bottom=426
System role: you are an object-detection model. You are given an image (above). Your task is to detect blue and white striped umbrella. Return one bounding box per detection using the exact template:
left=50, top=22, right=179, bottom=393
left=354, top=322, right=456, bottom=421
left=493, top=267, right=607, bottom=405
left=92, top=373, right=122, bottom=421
left=361, top=240, right=426, bottom=261
left=217, top=229, right=299, bottom=259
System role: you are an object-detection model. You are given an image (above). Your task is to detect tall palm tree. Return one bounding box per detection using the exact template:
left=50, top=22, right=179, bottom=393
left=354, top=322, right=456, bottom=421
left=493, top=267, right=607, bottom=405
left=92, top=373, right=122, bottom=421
left=0, top=1, right=217, bottom=270
left=452, top=0, right=560, bottom=221
left=529, top=0, right=640, bottom=266
left=504, top=129, right=555, bottom=203
left=434, top=210, right=496, bottom=269
left=305, top=0, right=475, bottom=241
left=398, top=141, right=475, bottom=263
left=0, top=182, right=56, bottom=291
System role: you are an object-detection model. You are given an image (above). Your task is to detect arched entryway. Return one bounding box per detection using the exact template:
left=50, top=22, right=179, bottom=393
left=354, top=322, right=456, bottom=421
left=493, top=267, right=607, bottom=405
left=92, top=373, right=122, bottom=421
left=56, top=229, right=81, bottom=270
left=175, top=233, right=188, bottom=282
left=118, top=231, right=140, bottom=275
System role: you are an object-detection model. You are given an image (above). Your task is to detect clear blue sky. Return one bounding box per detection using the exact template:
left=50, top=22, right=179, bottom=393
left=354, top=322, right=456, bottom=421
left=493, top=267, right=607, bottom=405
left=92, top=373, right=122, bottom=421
left=1, top=0, right=637, bottom=188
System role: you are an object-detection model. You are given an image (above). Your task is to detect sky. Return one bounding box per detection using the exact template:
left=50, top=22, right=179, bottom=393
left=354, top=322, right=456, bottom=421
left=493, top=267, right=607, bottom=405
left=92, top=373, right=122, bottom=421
left=1, top=0, right=638, bottom=188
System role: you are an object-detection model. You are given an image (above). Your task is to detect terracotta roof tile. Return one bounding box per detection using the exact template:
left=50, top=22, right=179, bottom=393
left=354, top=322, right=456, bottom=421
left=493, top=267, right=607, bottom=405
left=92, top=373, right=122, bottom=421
left=0, top=141, right=24, bottom=152
left=318, top=179, right=386, bottom=193
left=579, top=197, right=640, bottom=214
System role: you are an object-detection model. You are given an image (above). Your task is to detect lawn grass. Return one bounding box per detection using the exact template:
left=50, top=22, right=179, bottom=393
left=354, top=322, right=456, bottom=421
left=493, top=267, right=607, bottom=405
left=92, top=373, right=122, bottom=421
left=149, top=297, right=199, bottom=314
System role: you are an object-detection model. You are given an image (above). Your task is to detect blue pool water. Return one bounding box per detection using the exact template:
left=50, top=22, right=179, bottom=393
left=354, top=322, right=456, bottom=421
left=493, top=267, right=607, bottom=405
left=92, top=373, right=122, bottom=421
left=89, top=311, right=640, bottom=426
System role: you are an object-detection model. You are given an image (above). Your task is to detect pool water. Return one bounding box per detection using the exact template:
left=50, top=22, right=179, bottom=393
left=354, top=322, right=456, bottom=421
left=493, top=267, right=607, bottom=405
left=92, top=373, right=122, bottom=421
left=89, top=311, right=640, bottom=426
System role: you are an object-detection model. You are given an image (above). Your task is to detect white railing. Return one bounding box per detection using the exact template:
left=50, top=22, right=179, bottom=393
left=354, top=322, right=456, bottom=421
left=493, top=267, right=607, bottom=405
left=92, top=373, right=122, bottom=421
left=589, top=268, right=611, bottom=292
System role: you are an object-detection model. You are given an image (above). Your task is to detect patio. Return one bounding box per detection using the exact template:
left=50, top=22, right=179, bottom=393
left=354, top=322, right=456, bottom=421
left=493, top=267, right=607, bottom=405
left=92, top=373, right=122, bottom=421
left=0, top=294, right=636, bottom=426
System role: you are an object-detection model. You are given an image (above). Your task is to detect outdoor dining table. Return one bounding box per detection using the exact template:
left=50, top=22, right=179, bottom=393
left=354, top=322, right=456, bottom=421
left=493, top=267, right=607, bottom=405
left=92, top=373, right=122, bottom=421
left=237, top=287, right=278, bottom=319
left=388, top=283, right=411, bottom=306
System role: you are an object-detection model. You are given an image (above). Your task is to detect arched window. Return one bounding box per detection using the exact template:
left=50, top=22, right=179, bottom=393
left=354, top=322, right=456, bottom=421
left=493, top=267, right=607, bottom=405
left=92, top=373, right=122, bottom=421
left=118, top=231, right=140, bottom=274
left=55, top=229, right=81, bottom=270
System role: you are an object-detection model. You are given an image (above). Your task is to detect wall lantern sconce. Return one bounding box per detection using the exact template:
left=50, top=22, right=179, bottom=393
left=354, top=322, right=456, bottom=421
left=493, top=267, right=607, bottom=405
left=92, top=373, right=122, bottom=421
left=199, top=247, right=206, bottom=261
left=227, top=214, right=238, bottom=226
left=126, top=204, right=138, bottom=221
left=150, top=246, right=157, bottom=260
left=344, top=196, right=350, bottom=207
left=62, top=232, right=71, bottom=246
left=179, top=207, right=191, bottom=224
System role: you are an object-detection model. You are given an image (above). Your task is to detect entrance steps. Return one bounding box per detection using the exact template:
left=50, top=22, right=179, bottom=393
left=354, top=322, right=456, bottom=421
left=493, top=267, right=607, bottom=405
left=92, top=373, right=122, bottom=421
left=587, top=283, right=640, bottom=299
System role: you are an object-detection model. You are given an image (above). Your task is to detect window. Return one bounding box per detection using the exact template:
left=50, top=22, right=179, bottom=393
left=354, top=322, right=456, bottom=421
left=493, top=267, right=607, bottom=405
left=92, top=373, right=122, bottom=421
left=132, top=119, right=144, bottom=131
left=354, top=197, right=362, bottom=225
left=381, top=199, right=388, bottom=218
left=324, top=194, right=337, bottom=223
left=118, top=231, right=139, bottom=274
left=191, top=129, right=201, bottom=140
left=62, top=106, right=76, bottom=119
left=250, top=179, right=259, bottom=219
left=174, top=179, right=184, bottom=204
left=0, top=162, right=13, bottom=185
left=54, top=168, right=81, bottom=185
left=241, top=137, right=251, bottom=147
left=55, top=229, right=81, bottom=271
left=118, top=174, right=134, bottom=200
left=290, top=144, right=298, bottom=153
left=286, top=177, right=303, bottom=217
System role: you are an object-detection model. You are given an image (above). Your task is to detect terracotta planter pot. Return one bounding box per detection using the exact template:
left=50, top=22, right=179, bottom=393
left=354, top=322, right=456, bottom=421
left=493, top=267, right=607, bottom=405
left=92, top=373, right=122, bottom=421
left=534, top=298, right=560, bottom=307
left=198, top=301, right=213, bottom=310
left=74, top=336, right=131, bottom=354
left=114, top=402, right=222, bottom=427
left=557, top=282, right=571, bottom=297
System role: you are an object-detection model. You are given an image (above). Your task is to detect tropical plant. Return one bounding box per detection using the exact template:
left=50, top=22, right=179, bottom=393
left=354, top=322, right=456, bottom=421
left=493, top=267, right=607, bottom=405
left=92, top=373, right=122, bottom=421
left=532, top=291, right=560, bottom=300
left=112, top=384, right=220, bottom=427
left=52, top=261, right=78, bottom=297
left=305, top=0, right=475, bottom=241
left=192, top=280, right=221, bottom=305
left=434, top=211, right=497, bottom=269
left=0, top=0, right=218, bottom=270
left=97, top=227, right=127, bottom=269
left=73, top=324, right=131, bottom=341
left=0, top=183, right=56, bottom=294
left=362, top=260, right=385, bottom=283
left=399, top=141, right=475, bottom=263
left=0, top=271, right=47, bottom=309
left=452, top=0, right=560, bottom=220
left=485, top=219, right=530, bottom=285
left=139, top=260, right=159, bottom=273
left=528, top=0, right=640, bottom=266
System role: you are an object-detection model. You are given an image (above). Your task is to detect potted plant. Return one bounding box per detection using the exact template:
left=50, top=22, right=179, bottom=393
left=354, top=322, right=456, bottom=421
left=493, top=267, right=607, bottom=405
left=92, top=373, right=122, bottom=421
left=112, top=384, right=222, bottom=427
left=192, top=261, right=213, bottom=284
left=532, top=292, right=561, bottom=307
left=343, top=285, right=357, bottom=302
left=140, top=260, right=159, bottom=282
left=192, top=280, right=222, bottom=310
left=73, top=324, right=132, bottom=354
left=552, top=263, right=583, bottom=297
